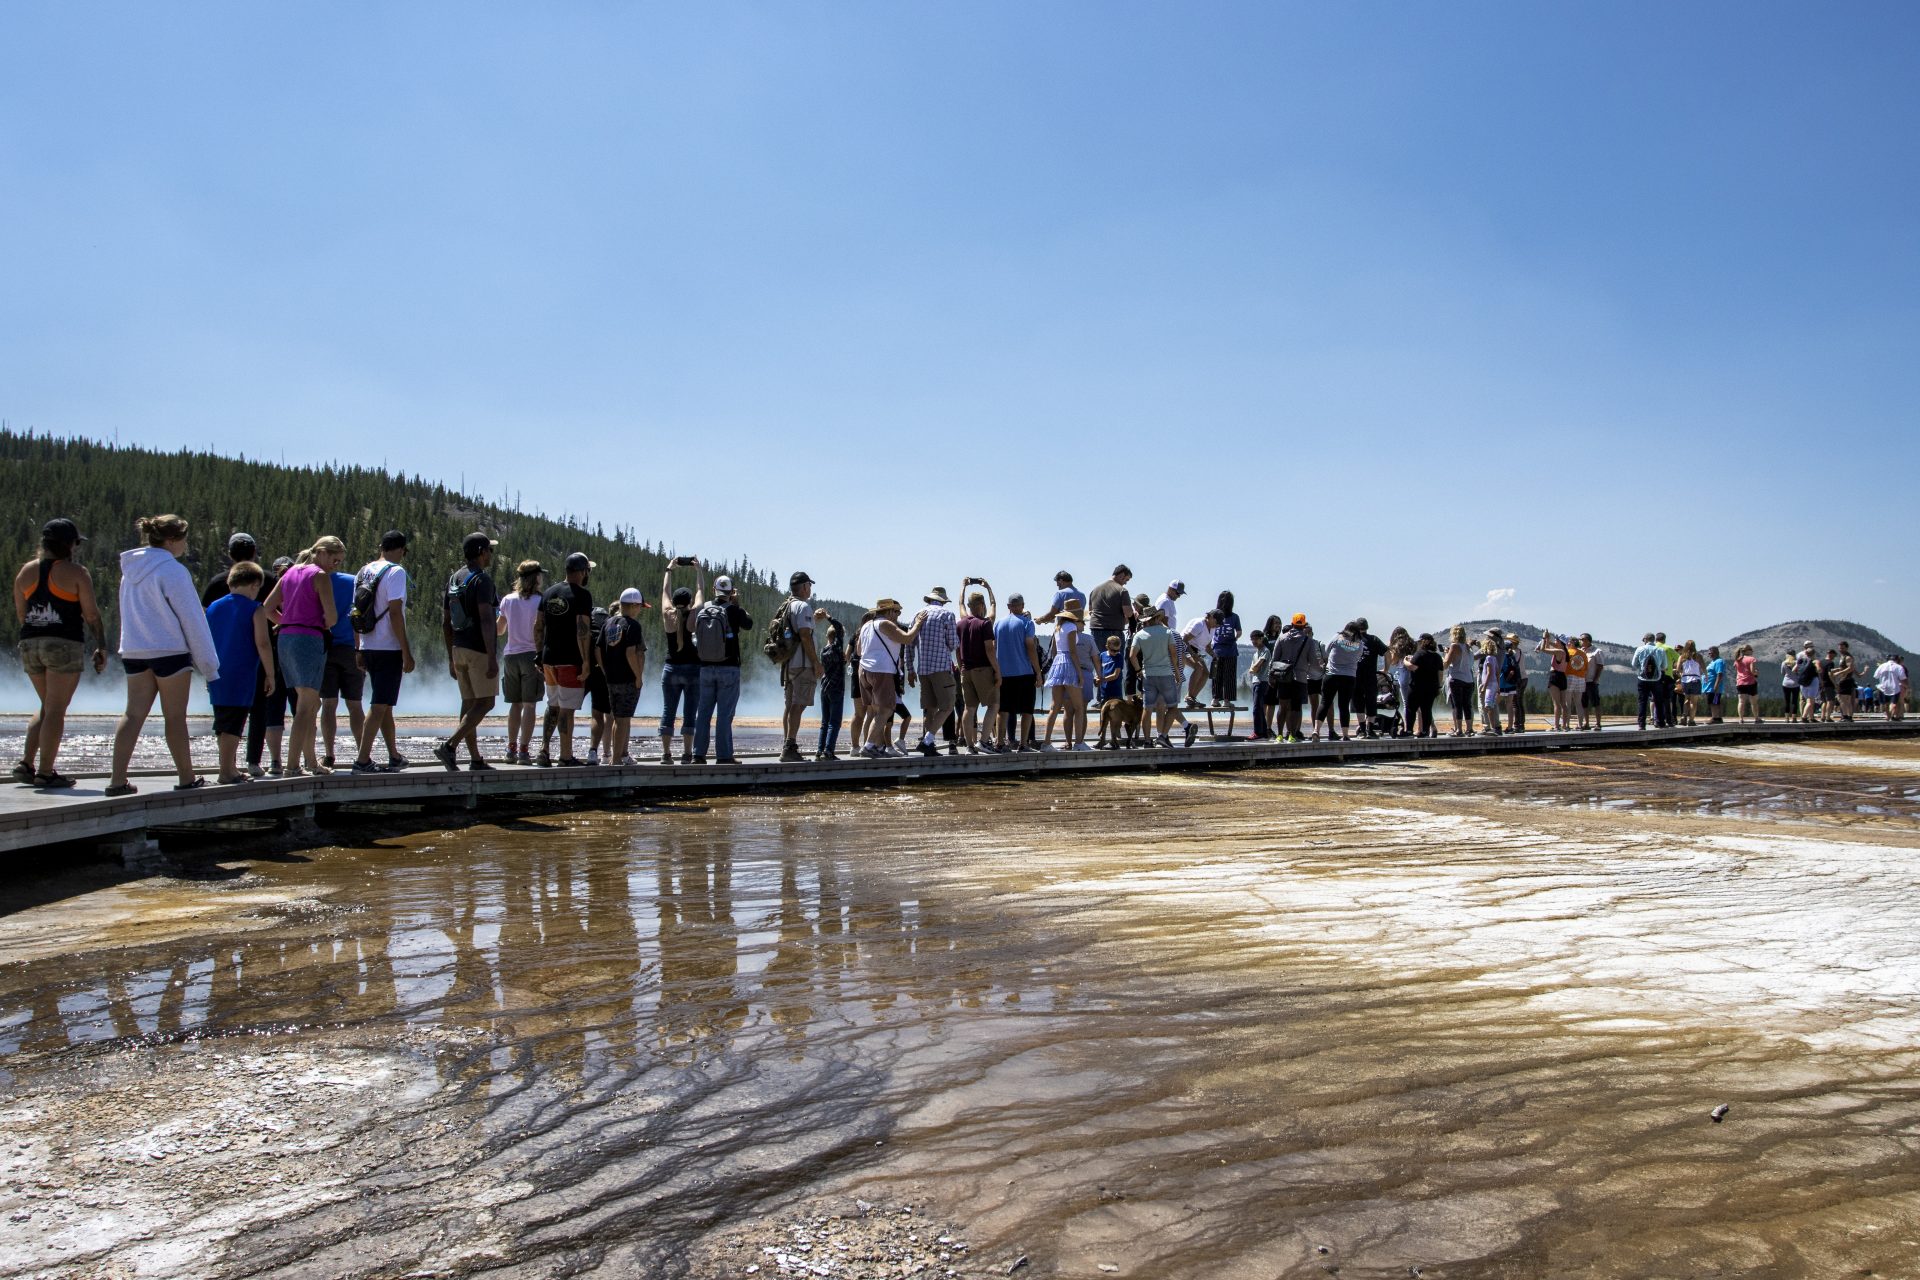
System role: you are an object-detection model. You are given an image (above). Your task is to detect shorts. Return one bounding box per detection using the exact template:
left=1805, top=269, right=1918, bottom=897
left=211, top=704, right=250, bottom=736
left=122, top=652, right=191, bottom=678
left=1000, top=673, right=1037, bottom=717
left=1548, top=671, right=1568, bottom=690
left=785, top=665, right=820, bottom=708
left=1581, top=684, right=1601, bottom=708
left=277, top=630, right=327, bottom=690
left=452, top=647, right=497, bottom=700
left=547, top=664, right=586, bottom=712
left=503, top=652, right=544, bottom=703
left=1706, top=686, right=1724, bottom=706
left=320, top=644, right=366, bottom=700
left=962, top=667, right=998, bottom=710
left=605, top=682, right=641, bottom=718
left=858, top=670, right=897, bottom=711
left=1567, top=676, right=1586, bottom=696
left=586, top=668, right=609, bottom=715
left=1143, top=673, right=1179, bottom=710
left=1839, top=679, right=1858, bottom=695
left=1680, top=678, right=1703, bottom=696
left=1736, top=683, right=1758, bottom=696
left=362, top=649, right=405, bottom=707
left=20, top=637, right=85, bottom=676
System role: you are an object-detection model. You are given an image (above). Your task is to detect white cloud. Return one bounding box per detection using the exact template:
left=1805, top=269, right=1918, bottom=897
left=1478, top=587, right=1516, bottom=613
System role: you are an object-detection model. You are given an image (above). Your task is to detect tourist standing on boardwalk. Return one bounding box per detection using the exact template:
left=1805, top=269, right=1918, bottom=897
left=1537, top=632, right=1572, bottom=732
left=956, top=581, right=1000, bottom=754
left=204, top=561, right=274, bottom=786
left=1577, top=634, right=1602, bottom=731
left=691, top=573, right=752, bottom=765
left=1353, top=619, right=1386, bottom=740
left=816, top=612, right=846, bottom=759
left=1246, top=626, right=1273, bottom=740
left=1703, top=646, right=1728, bottom=724
left=1733, top=644, right=1761, bottom=723
left=845, top=609, right=875, bottom=757
left=1564, top=636, right=1592, bottom=730
left=905, top=587, right=960, bottom=758
left=1319, top=622, right=1366, bottom=742
left=263, top=537, right=343, bottom=775
left=598, top=588, right=648, bottom=767
left=1654, top=632, right=1678, bottom=728
left=857, top=599, right=924, bottom=758
left=436, top=533, right=500, bottom=770
left=1779, top=649, right=1802, bottom=720
left=1403, top=634, right=1443, bottom=739
left=498, top=560, right=544, bottom=764
left=1298, top=623, right=1326, bottom=740
left=1044, top=601, right=1094, bottom=750
left=1269, top=614, right=1313, bottom=743
left=1087, top=566, right=1136, bottom=700
left=1477, top=632, right=1504, bottom=736
left=1209, top=591, right=1243, bottom=708
left=1038, top=571, right=1086, bottom=623
left=1875, top=655, right=1908, bottom=720
left=657, top=558, right=703, bottom=765
left=1632, top=633, right=1665, bottom=731
left=1384, top=627, right=1415, bottom=735
left=778, top=571, right=822, bottom=764
left=199, top=532, right=259, bottom=606
left=351, top=531, right=413, bottom=773
left=535, top=553, right=595, bottom=767
left=1833, top=642, right=1859, bottom=720
left=1137, top=606, right=1197, bottom=747
left=1444, top=625, right=1475, bottom=737
left=994, top=595, right=1042, bottom=752
left=1676, top=641, right=1704, bottom=726
left=107, top=515, right=221, bottom=795
left=12, top=518, right=105, bottom=789
left=318, top=550, right=365, bottom=769
left=247, top=554, right=291, bottom=775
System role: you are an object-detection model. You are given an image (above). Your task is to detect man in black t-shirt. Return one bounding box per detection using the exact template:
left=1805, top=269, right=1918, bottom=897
left=1085, top=564, right=1137, bottom=700
left=533, top=552, right=595, bottom=765
left=436, top=532, right=500, bottom=770
left=1351, top=617, right=1387, bottom=739
left=691, top=573, right=753, bottom=764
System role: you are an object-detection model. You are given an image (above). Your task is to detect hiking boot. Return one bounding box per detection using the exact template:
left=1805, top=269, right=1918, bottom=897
left=916, top=741, right=940, bottom=758
left=431, top=741, right=458, bottom=770
left=779, top=742, right=805, bottom=764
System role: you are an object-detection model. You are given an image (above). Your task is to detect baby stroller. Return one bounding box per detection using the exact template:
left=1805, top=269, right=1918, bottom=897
left=1371, top=679, right=1402, bottom=738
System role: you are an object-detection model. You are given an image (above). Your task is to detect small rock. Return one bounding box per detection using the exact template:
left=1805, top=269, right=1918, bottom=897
left=1007, top=1256, right=1029, bottom=1275
left=1711, top=1104, right=1731, bottom=1123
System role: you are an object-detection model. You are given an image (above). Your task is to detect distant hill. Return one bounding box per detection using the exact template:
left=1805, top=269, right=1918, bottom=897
left=1445, top=617, right=1913, bottom=693
left=0, top=429, right=862, bottom=678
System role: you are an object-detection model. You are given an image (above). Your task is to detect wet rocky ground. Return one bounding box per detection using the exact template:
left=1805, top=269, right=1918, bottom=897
left=3, top=737, right=1920, bottom=1277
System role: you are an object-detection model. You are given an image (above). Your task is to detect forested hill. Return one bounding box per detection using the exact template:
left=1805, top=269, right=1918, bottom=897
left=0, top=429, right=862, bottom=674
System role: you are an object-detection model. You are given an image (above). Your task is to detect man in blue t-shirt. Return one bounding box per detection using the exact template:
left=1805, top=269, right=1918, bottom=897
left=319, top=563, right=365, bottom=767
left=1631, top=632, right=1666, bottom=731
left=994, top=595, right=1043, bottom=750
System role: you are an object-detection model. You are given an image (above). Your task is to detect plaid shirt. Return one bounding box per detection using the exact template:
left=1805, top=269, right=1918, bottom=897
left=904, top=604, right=959, bottom=675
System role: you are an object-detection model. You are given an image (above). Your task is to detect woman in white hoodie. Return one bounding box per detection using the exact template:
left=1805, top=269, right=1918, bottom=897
left=107, top=515, right=221, bottom=796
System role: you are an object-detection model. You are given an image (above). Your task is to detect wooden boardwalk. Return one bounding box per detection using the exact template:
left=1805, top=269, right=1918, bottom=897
left=4, top=717, right=1914, bottom=861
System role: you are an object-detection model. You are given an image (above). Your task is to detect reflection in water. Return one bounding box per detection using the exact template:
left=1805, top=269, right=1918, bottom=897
left=2, top=742, right=1920, bottom=1277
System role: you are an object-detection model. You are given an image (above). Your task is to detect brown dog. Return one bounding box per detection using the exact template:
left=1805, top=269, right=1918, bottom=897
left=1097, top=693, right=1144, bottom=748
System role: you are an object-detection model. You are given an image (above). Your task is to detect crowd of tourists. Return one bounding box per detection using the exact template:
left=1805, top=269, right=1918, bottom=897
left=9, top=519, right=1916, bottom=789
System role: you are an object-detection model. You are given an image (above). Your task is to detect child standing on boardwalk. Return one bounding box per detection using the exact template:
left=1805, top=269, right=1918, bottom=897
left=205, top=561, right=275, bottom=785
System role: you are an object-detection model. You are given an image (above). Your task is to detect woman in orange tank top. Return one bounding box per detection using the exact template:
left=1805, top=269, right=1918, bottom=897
left=11, top=518, right=106, bottom=788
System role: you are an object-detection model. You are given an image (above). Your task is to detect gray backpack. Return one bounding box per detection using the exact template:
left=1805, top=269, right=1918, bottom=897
left=693, top=601, right=733, bottom=662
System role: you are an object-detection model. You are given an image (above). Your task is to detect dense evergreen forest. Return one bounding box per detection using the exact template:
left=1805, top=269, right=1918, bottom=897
left=1, top=429, right=862, bottom=678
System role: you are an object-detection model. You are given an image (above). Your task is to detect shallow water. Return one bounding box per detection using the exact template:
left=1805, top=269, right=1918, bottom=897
left=3, top=741, right=1920, bottom=1277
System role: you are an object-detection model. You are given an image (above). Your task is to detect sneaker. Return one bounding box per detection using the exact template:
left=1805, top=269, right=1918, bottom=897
left=586, top=749, right=600, bottom=766
left=779, top=743, right=805, bottom=764
left=916, top=742, right=940, bottom=758
left=1184, top=698, right=1205, bottom=710
left=247, top=764, right=266, bottom=778
left=321, top=755, right=335, bottom=770
left=1070, top=742, right=1093, bottom=752
left=352, top=760, right=382, bottom=774
left=432, top=741, right=458, bottom=770
left=267, top=764, right=284, bottom=777
left=860, top=744, right=886, bottom=759
left=716, top=756, right=739, bottom=765
left=661, top=748, right=675, bottom=765
left=681, top=751, right=693, bottom=765
left=468, top=759, right=495, bottom=771
left=558, top=756, right=587, bottom=768
left=1183, top=724, right=1199, bottom=748
left=1155, top=734, right=1173, bottom=748
left=535, top=752, right=552, bottom=768
left=692, top=756, right=708, bottom=765
left=385, top=755, right=411, bottom=771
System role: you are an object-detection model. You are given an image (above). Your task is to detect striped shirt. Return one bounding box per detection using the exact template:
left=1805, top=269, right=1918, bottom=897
left=904, top=605, right=959, bottom=675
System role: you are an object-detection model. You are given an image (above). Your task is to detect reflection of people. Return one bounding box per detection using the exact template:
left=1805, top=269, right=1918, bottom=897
left=655, top=839, right=746, bottom=1056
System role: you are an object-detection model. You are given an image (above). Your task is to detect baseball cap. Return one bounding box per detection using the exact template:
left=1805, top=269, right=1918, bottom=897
left=380, top=529, right=409, bottom=552
left=564, top=552, right=593, bottom=573
left=618, top=587, right=650, bottom=607
left=1168, top=580, right=1185, bottom=594
left=1054, top=569, right=1073, bottom=582
left=41, top=517, right=84, bottom=544
left=462, top=532, right=496, bottom=560
left=789, top=570, right=813, bottom=589
left=227, top=531, right=254, bottom=553
left=714, top=574, right=735, bottom=594
left=1291, top=612, right=1307, bottom=626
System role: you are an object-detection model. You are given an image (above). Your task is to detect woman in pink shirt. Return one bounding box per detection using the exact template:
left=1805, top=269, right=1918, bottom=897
left=1733, top=644, right=1762, bottom=724
left=263, top=538, right=342, bottom=774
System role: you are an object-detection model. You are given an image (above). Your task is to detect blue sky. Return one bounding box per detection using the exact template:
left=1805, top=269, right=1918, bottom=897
left=4, top=3, right=1916, bottom=647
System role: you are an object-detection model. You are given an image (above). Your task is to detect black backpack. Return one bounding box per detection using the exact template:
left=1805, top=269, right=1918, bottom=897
left=349, top=563, right=396, bottom=635
left=1640, top=650, right=1660, bottom=681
